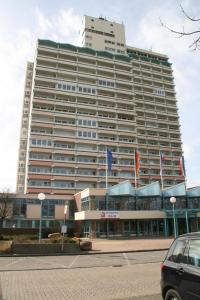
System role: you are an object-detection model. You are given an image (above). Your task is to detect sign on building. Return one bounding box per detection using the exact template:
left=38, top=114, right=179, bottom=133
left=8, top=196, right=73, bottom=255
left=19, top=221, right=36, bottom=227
left=100, top=211, right=120, bottom=219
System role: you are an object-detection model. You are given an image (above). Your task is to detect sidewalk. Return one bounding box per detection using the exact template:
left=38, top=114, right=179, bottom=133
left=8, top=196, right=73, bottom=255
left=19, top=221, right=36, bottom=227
left=91, top=237, right=173, bottom=253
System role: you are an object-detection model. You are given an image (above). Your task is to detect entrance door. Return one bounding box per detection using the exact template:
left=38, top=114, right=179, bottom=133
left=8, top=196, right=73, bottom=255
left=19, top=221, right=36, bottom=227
left=178, top=218, right=187, bottom=235
left=108, top=220, right=117, bottom=237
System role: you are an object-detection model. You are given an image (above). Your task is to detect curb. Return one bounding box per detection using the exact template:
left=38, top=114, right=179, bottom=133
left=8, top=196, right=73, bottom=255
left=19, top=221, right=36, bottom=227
left=0, top=248, right=168, bottom=257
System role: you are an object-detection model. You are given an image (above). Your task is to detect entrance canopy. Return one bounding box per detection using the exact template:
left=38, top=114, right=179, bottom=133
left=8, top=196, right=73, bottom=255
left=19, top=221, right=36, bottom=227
left=163, top=182, right=186, bottom=197
left=137, top=181, right=161, bottom=197
left=108, top=180, right=136, bottom=196
left=187, top=186, right=200, bottom=197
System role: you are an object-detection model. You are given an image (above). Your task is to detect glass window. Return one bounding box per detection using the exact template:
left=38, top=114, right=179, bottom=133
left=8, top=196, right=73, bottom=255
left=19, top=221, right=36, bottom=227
left=124, top=221, right=130, bottom=231
left=188, top=240, right=200, bottom=268
left=167, top=240, right=187, bottom=263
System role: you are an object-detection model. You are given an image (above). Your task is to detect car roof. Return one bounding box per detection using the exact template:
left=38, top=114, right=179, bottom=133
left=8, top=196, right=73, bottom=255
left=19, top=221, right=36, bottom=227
left=177, top=232, right=200, bottom=239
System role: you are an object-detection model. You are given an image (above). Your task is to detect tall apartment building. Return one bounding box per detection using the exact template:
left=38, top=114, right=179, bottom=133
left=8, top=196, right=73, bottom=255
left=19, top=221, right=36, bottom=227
left=16, top=62, right=34, bottom=193
left=16, top=15, right=184, bottom=195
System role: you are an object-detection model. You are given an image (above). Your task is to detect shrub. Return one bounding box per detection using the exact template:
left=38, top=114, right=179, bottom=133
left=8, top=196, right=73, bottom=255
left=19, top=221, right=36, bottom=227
left=63, top=237, right=76, bottom=244
left=48, top=233, right=61, bottom=239
left=12, top=235, right=37, bottom=244
left=0, top=241, right=12, bottom=253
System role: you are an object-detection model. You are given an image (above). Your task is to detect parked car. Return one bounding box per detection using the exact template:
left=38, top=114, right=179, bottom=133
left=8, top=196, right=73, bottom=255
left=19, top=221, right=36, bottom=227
left=161, top=232, right=200, bottom=300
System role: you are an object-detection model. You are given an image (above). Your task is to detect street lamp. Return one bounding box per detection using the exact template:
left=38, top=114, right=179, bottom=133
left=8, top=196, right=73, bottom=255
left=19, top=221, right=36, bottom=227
left=38, top=192, right=45, bottom=243
left=64, top=204, right=68, bottom=225
left=170, top=196, right=177, bottom=238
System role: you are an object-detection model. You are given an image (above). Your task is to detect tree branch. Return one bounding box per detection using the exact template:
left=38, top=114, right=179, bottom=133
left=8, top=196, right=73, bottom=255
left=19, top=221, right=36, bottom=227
left=180, top=4, right=200, bottom=22
left=160, top=19, right=200, bottom=37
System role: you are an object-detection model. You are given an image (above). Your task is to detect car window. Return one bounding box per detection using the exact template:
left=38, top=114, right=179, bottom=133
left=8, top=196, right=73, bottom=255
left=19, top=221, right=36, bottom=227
left=188, top=240, right=200, bottom=268
left=167, top=239, right=187, bottom=263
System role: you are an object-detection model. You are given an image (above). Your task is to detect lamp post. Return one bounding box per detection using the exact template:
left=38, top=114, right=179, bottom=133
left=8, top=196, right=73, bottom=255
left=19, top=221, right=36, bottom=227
left=170, top=196, right=177, bottom=238
left=64, top=205, right=68, bottom=225
left=61, top=205, right=68, bottom=251
left=38, top=192, right=45, bottom=243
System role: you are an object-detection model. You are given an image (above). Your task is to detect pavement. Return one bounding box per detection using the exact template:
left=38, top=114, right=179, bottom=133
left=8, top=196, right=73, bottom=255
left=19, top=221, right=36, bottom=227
left=90, top=237, right=173, bottom=253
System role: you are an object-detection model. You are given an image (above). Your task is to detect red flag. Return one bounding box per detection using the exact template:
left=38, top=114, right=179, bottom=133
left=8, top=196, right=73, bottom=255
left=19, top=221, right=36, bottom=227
left=135, top=150, right=140, bottom=176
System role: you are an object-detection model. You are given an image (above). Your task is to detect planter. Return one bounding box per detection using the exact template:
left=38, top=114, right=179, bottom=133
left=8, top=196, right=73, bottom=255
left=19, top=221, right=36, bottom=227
left=79, top=239, right=92, bottom=251
left=11, top=242, right=80, bottom=254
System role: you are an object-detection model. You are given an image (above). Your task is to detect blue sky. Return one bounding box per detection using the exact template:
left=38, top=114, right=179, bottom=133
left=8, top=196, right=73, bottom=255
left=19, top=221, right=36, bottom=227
left=0, top=0, right=199, bottom=191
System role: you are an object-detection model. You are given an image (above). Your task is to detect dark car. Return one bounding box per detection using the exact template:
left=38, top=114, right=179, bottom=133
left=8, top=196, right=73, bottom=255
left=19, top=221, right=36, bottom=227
left=161, top=232, right=200, bottom=300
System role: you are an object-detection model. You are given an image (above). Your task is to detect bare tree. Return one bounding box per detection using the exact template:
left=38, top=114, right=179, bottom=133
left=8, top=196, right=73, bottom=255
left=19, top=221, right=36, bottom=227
left=0, top=189, right=12, bottom=228
left=161, top=5, right=200, bottom=50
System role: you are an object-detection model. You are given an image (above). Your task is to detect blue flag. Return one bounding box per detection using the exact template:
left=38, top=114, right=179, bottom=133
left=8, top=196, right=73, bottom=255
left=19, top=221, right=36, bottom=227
left=107, top=149, right=112, bottom=172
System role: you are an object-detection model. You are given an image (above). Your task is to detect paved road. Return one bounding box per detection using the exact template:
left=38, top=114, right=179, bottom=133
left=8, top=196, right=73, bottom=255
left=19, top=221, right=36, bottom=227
left=0, top=251, right=165, bottom=300
left=0, top=251, right=166, bottom=271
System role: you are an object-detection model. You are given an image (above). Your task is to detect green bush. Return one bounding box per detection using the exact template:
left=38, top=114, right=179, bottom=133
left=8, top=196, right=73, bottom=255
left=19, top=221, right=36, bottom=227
left=12, top=235, right=37, bottom=243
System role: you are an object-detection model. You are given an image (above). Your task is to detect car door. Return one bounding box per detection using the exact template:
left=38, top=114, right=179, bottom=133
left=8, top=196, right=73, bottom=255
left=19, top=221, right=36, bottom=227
left=163, top=238, right=188, bottom=298
left=182, top=239, right=200, bottom=300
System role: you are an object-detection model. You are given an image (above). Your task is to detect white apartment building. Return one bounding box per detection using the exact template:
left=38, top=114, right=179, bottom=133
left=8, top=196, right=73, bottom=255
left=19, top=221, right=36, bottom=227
left=16, top=15, right=184, bottom=195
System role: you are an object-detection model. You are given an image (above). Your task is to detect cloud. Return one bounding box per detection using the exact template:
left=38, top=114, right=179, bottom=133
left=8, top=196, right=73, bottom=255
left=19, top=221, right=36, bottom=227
left=35, top=7, right=82, bottom=44
left=0, top=7, right=82, bottom=191
left=130, top=2, right=200, bottom=187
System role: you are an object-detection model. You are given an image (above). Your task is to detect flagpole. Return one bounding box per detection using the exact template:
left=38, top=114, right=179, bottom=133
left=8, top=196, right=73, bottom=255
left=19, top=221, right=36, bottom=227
left=105, top=147, right=109, bottom=239
left=134, top=150, right=137, bottom=189
left=159, top=150, right=164, bottom=192
left=106, top=147, right=108, bottom=190
left=182, top=155, right=187, bottom=190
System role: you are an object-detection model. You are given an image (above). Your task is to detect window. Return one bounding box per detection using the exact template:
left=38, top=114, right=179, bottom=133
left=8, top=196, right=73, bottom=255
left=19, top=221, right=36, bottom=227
left=78, top=85, right=97, bottom=95
left=154, top=88, right=165, bottom=96
left=29, top=166, right=51, bottom=174
left=188, top=240, right=200, bottom=268
left=78, top=131, right=96, bottom=139
left=53, top=181, right=74, bottom=188
left=167, top=240, right=187, bottom=263
left=28, top=180, right=51, bottom=187
left=42, top=201, right=55, bottom=217
left=57, top=82, right=76, bottom=92
left=98, top=79, right=115, bottom=88
left=78, top=119, right=96, bottom=127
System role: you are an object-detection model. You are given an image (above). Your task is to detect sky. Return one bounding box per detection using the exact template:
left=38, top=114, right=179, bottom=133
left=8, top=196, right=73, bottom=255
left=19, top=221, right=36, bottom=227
left=0, top=0, right=199, bottom=191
